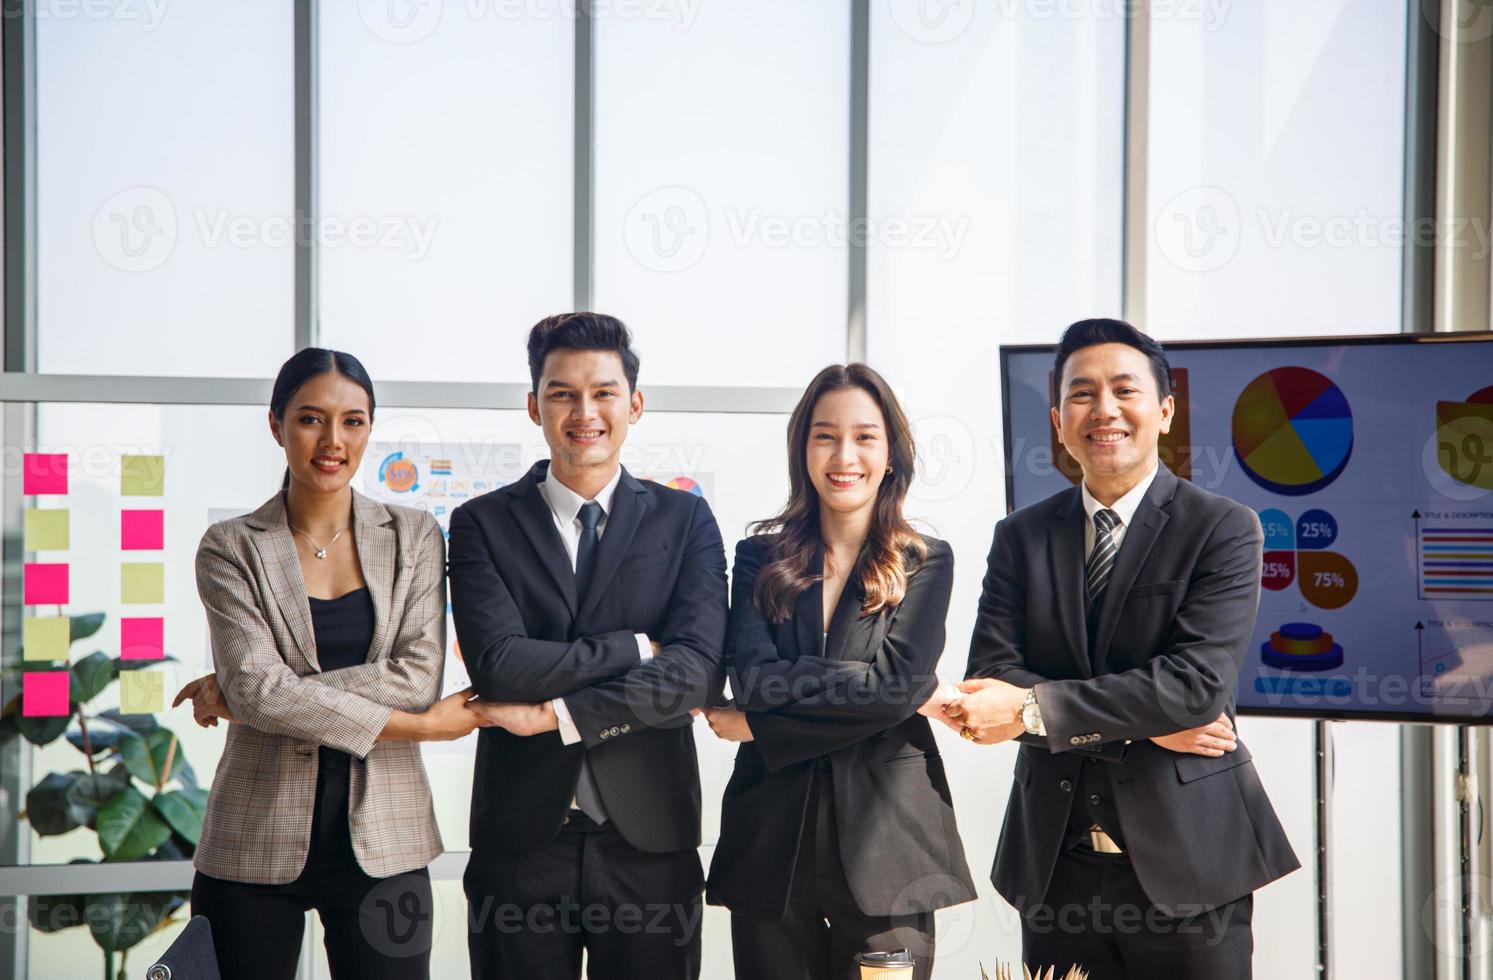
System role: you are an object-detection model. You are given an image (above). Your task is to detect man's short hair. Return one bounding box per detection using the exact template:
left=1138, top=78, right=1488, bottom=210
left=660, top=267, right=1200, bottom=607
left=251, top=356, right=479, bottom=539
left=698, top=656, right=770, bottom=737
left=526, top=312, right=641, bottom=393
left=1051, top=318, right=1173, bottom=405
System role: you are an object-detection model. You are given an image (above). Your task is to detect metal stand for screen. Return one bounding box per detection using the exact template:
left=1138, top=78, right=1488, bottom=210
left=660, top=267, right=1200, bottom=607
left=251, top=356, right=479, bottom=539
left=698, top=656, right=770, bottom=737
left=1315, top=719, right=1333, bottom=979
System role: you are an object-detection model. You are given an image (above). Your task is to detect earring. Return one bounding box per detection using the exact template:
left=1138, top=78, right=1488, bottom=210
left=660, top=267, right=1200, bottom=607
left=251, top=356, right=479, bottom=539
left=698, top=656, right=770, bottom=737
left=886, top=466, right=893, bottom=475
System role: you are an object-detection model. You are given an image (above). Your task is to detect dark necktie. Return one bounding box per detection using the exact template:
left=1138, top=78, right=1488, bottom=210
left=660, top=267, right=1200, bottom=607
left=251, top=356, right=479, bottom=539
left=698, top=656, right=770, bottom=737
left=1085, top=508, right=1120, bottom=611
left=572, top=500, right=608, bottom=823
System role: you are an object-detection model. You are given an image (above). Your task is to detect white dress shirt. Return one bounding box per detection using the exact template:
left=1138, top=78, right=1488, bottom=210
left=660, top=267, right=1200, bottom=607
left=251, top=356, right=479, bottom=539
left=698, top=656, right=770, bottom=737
left=539, top=465, right=653, bottom=745
left=1080, top=462, right=1160, bottom=560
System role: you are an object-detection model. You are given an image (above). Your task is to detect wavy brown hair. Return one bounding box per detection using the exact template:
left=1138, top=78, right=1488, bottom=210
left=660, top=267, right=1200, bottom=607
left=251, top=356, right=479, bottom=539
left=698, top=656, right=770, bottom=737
left=751, top=363, right=928, bottom=623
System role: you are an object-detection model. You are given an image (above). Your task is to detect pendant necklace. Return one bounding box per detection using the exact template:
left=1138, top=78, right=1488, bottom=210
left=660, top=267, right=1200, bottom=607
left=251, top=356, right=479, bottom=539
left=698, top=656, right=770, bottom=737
left=290, top=525, right=348, bottom=560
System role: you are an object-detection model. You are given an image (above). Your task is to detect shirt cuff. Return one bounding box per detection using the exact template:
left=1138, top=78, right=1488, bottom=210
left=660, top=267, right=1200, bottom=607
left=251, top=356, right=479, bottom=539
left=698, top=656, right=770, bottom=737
left=635, top=633, right=654, bottom=661
left=552, top=698, right=582, bottom=745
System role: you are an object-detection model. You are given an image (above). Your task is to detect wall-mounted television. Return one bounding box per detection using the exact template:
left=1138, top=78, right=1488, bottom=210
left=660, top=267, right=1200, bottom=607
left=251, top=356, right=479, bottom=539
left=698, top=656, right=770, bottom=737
left=1000, top=332, right=1493, bottom=723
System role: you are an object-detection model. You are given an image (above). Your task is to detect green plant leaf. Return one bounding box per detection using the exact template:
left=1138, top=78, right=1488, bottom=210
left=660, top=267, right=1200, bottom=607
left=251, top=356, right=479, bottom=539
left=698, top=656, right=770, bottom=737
left=0, top=709, right=20, bottom=747
left=67, top=770, right=133, bottom=830
left=69, top=612, right=106, bottom=642
left=25, top=771, right=86, bottom=835
left=150, top=789, right=207, bottom=845
left=65, top=726, right=128, bottom=755
left=70, top=652, right=114, bottom=704
left=118, top=729, right=184, bottom=787
left=97, top=786, right=172, bottom=861
left=95, top=707, right=159, bottom=735
left=28, top=891, right=89, bottom=934
left=80, top=891, right=183, bottom=953
left=17, top=710, right=73, bottom=747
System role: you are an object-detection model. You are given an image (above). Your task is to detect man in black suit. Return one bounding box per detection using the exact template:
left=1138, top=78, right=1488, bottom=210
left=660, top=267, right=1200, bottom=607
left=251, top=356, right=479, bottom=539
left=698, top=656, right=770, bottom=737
left=943, top=319, right=1298, bottom=978
left=449, top=313, right=727, bottom=980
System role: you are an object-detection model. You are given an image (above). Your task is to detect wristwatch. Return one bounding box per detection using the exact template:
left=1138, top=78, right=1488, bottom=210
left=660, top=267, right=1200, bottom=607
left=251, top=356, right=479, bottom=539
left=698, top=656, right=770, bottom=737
left=1020, top=688, right=1046, bottom=736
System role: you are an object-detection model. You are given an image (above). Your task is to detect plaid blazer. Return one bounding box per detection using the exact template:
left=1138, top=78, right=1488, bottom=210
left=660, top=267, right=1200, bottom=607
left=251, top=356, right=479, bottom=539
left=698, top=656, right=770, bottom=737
left=193, top=490, right=446, bottom=884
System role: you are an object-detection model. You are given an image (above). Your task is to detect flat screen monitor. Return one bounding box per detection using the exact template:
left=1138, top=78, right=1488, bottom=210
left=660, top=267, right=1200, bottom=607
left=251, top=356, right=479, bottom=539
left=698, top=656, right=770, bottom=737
left=999, top=332, right=1493, bottom=722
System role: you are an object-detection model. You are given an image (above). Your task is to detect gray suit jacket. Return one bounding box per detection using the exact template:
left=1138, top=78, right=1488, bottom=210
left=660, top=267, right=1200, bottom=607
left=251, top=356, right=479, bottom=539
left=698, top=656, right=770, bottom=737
left=194, top=490, right=446, bottom=883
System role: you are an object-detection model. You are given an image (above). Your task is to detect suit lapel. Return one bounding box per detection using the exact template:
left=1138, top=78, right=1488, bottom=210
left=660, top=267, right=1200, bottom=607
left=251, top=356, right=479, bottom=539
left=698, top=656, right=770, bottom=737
left=351, top=491, right=396, bottom=664
left=512, top=465, right=579, bottom=617
left=792, top=549, right=824, bottom=661
left=824, top=573, right=864, bottom=662
left=577, top=468, right=652, bottom=624
left=245, top=493, right=320, bottom=672
left=1092, top=467, right=1178, bottom=673
left=1049, top=489, right=1091, bottom=679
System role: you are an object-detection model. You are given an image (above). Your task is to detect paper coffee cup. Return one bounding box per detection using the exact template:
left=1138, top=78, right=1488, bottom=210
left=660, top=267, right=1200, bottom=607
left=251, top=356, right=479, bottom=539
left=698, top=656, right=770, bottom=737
left=858, top=948, right=914, bottom=979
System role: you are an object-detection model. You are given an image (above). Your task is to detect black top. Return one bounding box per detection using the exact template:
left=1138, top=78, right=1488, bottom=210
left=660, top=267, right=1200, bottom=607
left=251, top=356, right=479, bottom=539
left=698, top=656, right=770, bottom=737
left=308, top=587, right=374, bottom=671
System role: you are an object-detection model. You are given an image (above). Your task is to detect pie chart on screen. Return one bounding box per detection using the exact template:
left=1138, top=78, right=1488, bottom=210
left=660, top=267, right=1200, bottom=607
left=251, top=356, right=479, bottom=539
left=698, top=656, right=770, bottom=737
left=666, top=477, right=704, bottom=497
left=1232, top=367, right=1354, bottom=496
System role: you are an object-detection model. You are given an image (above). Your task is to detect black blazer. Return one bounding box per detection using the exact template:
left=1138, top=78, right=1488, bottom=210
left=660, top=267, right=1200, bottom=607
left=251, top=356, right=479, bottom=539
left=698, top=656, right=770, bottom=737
left=448, top=461, right=728, bottom=854
left=968, top=465, right=1299, bottom=916
left=707, top=534, right=977, bottom=920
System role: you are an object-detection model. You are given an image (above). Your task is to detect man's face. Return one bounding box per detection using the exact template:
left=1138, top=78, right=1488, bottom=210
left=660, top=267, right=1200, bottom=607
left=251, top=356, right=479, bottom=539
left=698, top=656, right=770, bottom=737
left=528, top=348, right=643, bottom=473
left=1051, top=342, right=1173, bottom=494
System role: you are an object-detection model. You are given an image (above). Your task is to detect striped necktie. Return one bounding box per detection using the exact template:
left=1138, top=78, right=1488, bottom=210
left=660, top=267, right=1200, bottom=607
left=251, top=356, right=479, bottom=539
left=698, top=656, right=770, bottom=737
left=1086, top=508, right=1121, bottom=609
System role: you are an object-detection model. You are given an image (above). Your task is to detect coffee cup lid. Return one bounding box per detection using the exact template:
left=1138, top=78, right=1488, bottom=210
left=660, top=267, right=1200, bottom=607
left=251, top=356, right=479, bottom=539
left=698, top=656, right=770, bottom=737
left=858, top=949, right=914, bottom=966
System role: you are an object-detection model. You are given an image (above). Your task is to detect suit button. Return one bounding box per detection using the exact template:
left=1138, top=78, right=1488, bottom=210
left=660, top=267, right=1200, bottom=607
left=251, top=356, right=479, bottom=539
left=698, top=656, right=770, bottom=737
left=609, top=727, right=620, bottom=736
left=599, top=731, right=609, bottom=740
left=621, top=725, right=631, bottom=734
left=1089, top=794, right=1102, bottom=806
left=1059, top=780, right=1073, bottom=793
left=1069, top=736, right=1082, bottom=746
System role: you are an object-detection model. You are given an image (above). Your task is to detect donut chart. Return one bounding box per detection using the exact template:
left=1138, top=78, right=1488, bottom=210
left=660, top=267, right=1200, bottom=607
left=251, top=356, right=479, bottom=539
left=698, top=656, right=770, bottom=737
left=1233, top=367, right=1353, bottom=495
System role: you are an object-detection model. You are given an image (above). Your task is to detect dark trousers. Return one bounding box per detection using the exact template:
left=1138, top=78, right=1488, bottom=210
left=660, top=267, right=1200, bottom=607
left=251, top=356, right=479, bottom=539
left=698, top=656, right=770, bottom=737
left=730, top=768, right=936, bottom=980
left=190, top=749, right=433, bottom=980
left=464, top=811, right=703, bottom=980
left=1021, top=845, right=1253, bottom=980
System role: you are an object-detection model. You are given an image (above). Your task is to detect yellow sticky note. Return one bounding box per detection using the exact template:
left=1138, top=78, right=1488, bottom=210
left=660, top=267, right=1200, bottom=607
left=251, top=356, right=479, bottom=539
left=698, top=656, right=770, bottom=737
left=23, top=616, right=70, bottom=662
left=119, top=671, right=163, bottom=715
left=121, top=563, right=164, bottom=604
left=120, top=455, right=165, bottom=496
left=24, top=509, right=69, bottom=551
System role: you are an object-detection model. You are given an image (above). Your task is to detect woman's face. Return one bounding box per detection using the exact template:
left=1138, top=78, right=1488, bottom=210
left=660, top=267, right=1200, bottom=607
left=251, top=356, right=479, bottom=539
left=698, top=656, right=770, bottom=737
left=268, top=372, right=372, bottom=495
left=805, top=386, right=890, bottom=520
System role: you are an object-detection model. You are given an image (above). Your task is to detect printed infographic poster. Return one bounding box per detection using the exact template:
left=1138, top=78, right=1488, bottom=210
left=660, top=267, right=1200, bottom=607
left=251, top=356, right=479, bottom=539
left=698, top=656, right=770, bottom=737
left=1003, top=338, right=1493, bottom=721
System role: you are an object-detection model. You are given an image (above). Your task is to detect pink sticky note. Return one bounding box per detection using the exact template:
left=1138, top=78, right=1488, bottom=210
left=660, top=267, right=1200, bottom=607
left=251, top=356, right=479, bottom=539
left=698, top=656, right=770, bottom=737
left=23, top=454, right=68, bottom=495
left=121, top=510, right=165, bottom=550
left=120, top=617, right=165, bottom=660
left=23, top=563, right=68, bottom=605
left=22, top=671, right=70, bottom=717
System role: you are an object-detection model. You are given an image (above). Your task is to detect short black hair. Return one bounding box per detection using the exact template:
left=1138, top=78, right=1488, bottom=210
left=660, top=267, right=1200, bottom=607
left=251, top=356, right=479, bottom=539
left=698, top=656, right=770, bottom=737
left=1051, top=318, right=1172, bottom=405
left=526, top=312, right=640, bottom=393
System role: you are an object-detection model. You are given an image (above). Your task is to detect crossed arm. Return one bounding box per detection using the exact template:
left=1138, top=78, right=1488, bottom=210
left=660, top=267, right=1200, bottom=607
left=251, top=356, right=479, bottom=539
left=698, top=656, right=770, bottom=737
left=937, top=507, right=1262, bottom=759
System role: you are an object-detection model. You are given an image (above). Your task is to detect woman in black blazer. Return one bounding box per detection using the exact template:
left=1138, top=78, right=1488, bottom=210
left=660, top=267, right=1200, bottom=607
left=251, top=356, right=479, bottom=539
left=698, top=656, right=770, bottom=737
left=703, top=363, right=976, bottom=980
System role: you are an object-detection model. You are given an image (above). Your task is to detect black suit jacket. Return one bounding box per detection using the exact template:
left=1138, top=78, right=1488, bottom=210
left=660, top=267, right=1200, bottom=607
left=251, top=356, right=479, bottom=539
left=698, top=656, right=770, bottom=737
left=448, top=461, right=728, bottom=854
left=706, top=534, right=978, bottom=919
left=968, top=465, right=1299, bottom=916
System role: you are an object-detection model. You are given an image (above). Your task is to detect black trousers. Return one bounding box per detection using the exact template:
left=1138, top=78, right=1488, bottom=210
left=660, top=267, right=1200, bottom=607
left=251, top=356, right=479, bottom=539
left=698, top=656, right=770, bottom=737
left=1021, top=844, right=1253, bottom=980
left=730, top=767, right=936, bottom=980
left=191, top=749, right=434, bottom=980
left=464, top=811, right=703, bottom=980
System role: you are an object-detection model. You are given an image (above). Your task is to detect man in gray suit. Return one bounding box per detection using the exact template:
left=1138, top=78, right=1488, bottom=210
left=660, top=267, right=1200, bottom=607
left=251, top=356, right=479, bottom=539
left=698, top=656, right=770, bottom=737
left=942, top=319, right=1298, bottom=978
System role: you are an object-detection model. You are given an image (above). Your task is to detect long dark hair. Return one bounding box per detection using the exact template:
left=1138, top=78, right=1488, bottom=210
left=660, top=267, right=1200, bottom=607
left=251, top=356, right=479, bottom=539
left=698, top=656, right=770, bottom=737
left=751, top=363, right=927, bottom=623
left=270, top=348, right=376, bottom=491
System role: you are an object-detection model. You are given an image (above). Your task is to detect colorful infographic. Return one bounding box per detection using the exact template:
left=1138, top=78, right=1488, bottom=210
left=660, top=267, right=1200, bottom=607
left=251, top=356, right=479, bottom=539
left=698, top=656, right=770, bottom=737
left=1258, top=507, right=1359, bottom=609
left=1418, top=520, right=1493, bottom=600
left=1437, top=384, right=1493, bottom=491
left=1232, top=367, right=1353, bottom=496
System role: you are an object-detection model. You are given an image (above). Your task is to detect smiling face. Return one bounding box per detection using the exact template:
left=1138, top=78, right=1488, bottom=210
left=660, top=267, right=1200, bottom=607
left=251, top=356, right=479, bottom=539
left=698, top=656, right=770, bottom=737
left=805, top=386, right=890, bottom=521
left=269, top=371, right=372, bottom=495
left=528, top=347, right=644, bottom=481
left=1051, top=342, right=1174, bottom=503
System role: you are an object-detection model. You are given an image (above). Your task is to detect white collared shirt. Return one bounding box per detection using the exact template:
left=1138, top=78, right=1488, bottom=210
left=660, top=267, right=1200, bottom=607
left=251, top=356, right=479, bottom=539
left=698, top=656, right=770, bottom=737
left=539, top=465, right=652, bottom=745
left=1080, top=462, right=1160, bottom=560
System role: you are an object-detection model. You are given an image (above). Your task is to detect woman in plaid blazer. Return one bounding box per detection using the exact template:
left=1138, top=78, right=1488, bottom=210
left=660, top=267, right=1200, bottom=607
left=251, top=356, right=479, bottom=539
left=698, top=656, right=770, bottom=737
left=174, top=348, right=487, bottom=980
